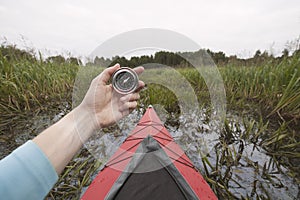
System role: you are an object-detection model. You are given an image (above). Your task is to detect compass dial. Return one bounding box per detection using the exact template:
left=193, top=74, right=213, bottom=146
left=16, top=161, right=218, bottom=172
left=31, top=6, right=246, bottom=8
left=112, top=68, right=138, bottom=94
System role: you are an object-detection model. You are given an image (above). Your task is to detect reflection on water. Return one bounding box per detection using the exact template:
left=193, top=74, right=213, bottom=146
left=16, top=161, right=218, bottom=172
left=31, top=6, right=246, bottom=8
left=0, top=102, right=70, bottom=159
left=2, top=105, right=299, bottom=199
left=85, top=107, right=299, bottom=199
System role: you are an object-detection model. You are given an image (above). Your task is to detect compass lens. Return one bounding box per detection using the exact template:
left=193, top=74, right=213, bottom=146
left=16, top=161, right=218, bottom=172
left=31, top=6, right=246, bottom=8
left=112, top=68, right=139, bottom=94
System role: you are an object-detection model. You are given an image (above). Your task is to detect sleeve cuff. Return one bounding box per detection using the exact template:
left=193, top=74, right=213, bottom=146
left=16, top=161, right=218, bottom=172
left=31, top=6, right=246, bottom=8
left=0, top=140, right=59, bottom=199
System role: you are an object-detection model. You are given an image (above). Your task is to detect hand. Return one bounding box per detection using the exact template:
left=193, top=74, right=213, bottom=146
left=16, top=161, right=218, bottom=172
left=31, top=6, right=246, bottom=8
left=77, top=64, right=145, bottom=130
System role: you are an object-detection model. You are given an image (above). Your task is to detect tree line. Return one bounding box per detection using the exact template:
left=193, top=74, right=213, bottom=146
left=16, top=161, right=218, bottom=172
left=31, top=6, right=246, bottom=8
left=88, top=48, right=299, bottom=68
left=0, top=45, right=82, bottom=65
left=1, top=43, right=299, bottom=68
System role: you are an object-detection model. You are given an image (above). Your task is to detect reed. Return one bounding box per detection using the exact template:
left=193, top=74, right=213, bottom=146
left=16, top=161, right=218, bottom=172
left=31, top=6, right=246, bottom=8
left=0, top=52, right=78, bottom=113
left=0, top=48, right=78, bottom=136
left=140, top=53, right=300, bottom=122
left=1, top=46, right=299, bottom=199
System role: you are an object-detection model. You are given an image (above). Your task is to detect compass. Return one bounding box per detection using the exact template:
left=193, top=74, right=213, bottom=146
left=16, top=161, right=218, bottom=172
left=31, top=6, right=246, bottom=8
left=112, top=67, right=139, bottom=94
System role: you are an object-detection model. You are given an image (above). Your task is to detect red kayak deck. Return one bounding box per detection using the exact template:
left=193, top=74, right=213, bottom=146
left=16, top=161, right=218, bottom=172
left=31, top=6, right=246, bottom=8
left=82, top=107, right=217, bottom=200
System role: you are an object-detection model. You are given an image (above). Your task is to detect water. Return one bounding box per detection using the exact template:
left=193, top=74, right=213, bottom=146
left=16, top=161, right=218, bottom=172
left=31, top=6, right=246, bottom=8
left=84, top=107, right=299, bottom=199
left=0, top=102, right=70, bottom=159
left=1, top=105, right=299, bottom=199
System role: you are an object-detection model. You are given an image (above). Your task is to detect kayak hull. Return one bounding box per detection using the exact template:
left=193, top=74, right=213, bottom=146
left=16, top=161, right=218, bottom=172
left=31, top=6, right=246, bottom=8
left=82, top=107, right=217, bottom=200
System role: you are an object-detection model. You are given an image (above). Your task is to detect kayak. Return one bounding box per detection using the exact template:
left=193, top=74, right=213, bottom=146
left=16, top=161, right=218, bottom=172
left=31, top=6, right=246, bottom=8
left=81, top=106, right=217, bottom=200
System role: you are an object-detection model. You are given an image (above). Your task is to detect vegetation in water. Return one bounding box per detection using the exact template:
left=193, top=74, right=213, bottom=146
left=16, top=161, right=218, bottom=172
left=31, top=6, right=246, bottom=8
left=0, top=43, right=299, bottom=199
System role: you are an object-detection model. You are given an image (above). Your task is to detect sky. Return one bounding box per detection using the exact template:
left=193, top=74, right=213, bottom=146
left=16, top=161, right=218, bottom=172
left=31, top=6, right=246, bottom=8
left=0, top=0, right=300, bottom=58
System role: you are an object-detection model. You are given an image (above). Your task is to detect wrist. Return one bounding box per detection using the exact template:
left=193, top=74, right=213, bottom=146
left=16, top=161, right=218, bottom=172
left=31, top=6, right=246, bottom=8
left=71, top=106, right=98, bottom=143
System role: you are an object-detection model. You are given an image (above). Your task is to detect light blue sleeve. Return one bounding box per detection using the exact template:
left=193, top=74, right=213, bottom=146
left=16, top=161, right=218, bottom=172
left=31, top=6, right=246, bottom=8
left=0, top=140, right=59, bottom=200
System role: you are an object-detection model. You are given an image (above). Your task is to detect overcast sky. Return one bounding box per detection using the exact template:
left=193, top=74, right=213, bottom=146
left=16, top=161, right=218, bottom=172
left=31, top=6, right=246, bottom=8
left=1, top=0, right=300, bottom=58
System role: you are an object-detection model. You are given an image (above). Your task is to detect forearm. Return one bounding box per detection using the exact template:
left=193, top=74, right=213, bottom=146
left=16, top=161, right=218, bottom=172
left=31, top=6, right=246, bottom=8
left=32, top=65, right=144, bottom=175
left=0, top=64, right=143, bottom=199
left=33, top=106, right=95, bottom=175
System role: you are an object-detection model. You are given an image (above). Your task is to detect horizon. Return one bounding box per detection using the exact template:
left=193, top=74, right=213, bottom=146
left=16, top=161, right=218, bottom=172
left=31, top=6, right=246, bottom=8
left=1, top=41, right=297, bottom=62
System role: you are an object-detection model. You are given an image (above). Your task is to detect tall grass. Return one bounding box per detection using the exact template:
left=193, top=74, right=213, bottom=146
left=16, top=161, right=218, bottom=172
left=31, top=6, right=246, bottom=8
left=222, top=53, right=300, bottom=121
left=0, top=53, right=78, bottom=113
left=1, top=46, right=299, bottom=199
left=1, top=48, right=298, bottom=123
left=139, top=53, right=300, bottom=195
left=0, top=47, right=78, bottom=138
left=140, top=53, right=300, bottom=122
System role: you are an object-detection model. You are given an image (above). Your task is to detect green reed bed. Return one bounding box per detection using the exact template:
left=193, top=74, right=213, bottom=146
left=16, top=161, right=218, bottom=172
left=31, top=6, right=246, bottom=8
left=0, top=47, right=79, bottom=160
left=222, top=53, right=300, bottom=121
left=198, top=114, right=299, bottom=199
left=47, top=149, right=101, bottom=200
left=139, top=54, right=300, bottom=198
left=0, top=53, right=78, bottom=113
left=140, top=53, right=300, bottom=123
left=1, top=46, right=299, bottom=199
left=220, top=55, right=300, bottom=186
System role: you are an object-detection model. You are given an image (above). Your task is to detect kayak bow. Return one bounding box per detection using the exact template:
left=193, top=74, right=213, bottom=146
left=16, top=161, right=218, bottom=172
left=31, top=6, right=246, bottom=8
left=82, top=107, right=217, bottom=200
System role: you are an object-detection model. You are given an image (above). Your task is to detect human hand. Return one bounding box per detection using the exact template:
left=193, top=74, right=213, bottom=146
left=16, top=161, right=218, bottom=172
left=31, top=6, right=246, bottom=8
left=77, top=64, right=145, bottom=130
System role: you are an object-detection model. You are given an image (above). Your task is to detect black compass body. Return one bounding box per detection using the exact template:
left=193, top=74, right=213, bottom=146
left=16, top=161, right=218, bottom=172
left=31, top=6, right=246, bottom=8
left=112, top=68, right=139, bottom=94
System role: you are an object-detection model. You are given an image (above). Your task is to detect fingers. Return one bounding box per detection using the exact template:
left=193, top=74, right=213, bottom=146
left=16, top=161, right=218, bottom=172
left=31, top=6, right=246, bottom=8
left=135, top=80, right=145, bottom=92
left=120, top=93, right=140, bottom=102
left=119, top=101, right=138, bottom=112
left=133, top=66, right=144, bottom=75
left=119, top=92, right=140, bottom=113
left=99, top=63, right=120, bottom=84
left=110, top=65, right=144, bottom=116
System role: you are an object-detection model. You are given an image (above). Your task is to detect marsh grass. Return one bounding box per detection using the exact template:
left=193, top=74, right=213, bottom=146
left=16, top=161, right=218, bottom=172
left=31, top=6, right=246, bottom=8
left=197, top=115, right=299, bottom=199
left=0, top=53, right=77, bottom=113
left=139, top=54, right=300, bottom=199
left=46, top=149, right=101, bottom=199
left=0, top=48, right=78, bottom=140
left=1, top=47, right=299, bottom=199
left=222, top=53, right=300, bottom=121
left=140, top=53, right=300, bottom=123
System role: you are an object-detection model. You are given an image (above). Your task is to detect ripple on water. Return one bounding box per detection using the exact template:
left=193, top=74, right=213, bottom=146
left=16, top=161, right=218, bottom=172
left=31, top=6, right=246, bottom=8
left=84, top=108, right=299, bottom=199
left=3, top=105, right=298, bottom=199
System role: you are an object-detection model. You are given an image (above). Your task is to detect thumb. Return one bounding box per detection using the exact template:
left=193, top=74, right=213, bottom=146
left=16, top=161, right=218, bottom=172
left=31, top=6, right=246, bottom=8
left=99, top=63, right=120, bottom=84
